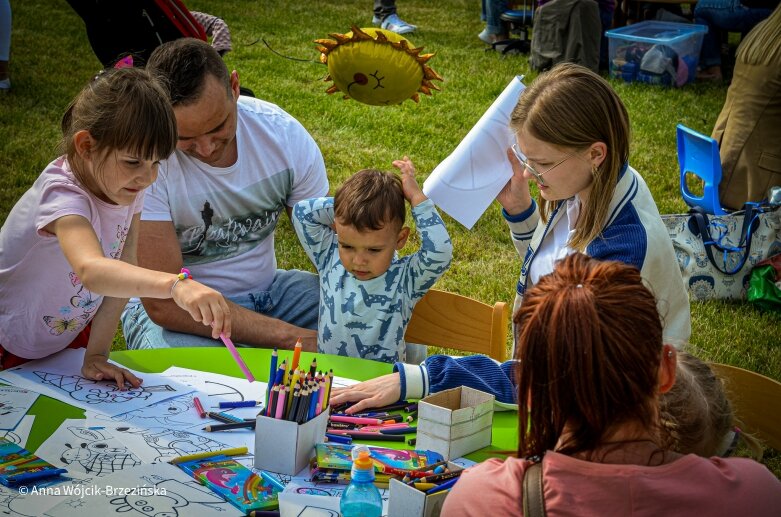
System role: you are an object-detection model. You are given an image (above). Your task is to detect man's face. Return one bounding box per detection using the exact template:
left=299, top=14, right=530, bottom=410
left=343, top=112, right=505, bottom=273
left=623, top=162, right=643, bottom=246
left=173, top=73, right=239, bottom=167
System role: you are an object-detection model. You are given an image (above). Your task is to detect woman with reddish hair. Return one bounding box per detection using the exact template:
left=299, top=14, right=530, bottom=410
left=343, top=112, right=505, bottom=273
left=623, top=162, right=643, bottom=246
left=332, top=254, right=781, bottom=515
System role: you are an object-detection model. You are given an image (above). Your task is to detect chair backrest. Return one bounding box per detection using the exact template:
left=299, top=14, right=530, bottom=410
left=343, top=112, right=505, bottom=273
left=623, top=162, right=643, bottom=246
left=404, top=289, right=509, bottom=362
left=709, top=362, right=781, bottom=452
left=676, top=124, right=727, bottom=216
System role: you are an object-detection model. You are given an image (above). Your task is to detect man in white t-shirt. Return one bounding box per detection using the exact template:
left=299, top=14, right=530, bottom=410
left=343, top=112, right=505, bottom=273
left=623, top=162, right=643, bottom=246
left=121, top=39, right=328, bottom=352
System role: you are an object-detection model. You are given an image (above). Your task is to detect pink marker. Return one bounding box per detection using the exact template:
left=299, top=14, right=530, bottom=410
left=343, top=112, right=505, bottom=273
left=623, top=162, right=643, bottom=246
left=217, top=330, right=255, bottom=383
left=329, top=415, right=384, bottom=426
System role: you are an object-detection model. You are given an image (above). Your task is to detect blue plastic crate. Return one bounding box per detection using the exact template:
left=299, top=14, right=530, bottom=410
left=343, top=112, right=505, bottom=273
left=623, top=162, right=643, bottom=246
left=606, top=21, right=707, bottom=87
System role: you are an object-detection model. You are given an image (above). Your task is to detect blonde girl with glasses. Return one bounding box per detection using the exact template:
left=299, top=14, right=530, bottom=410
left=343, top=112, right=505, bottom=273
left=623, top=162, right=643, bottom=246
left=496, top=62, right=690, bottom=351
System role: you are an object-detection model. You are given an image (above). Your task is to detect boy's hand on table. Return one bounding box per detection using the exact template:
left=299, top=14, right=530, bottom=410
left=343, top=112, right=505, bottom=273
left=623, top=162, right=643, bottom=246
left=330, top=372, right=401, bottom=414
left=393, top=156, right=427, bottom=207
left=82, top=354, right=143, bottom=390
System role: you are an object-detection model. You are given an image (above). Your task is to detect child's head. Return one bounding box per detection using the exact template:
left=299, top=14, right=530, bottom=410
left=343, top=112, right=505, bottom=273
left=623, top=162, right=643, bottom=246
left=61, top=67, right=177, bottom=205
left=333, top=169, right=410, bottom=281
left=659, top=351, right=762, bottom=458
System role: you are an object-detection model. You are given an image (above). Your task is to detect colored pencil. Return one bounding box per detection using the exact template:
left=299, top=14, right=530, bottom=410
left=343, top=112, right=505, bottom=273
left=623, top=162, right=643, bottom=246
left=291, top=338, right=303, bottom=373
left=325, top=432, right=353, bottom=444
left=193, top=396, right=206, bottom=418
left=379, top=426, right=416, bottom=435
left=330, top=415, right=386, bottom=425
left=275, top=386, right=288, bottom=420
left=170, top=446, right=248, bottom=464
left=326, top=431, right=405, bottom=442
left=265, top=348, right=278, bottom=413
left=426, top=477, right=459, bottom=494
left=207, top=411, right=244, bottom=424
left=218, top=332, right=255, bottom=382
left=203, top=421, right=257, bottom=431
left=218, top=400, right=261, bottom=409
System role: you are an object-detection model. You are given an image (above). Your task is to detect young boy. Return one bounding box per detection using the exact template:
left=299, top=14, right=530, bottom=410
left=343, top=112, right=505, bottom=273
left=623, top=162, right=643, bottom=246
left=293, top=157, right=452, bottom=363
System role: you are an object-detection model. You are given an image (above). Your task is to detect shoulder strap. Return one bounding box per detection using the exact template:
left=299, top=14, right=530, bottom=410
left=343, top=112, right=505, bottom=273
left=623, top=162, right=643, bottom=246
left=522, top=462, right=546, bottom=517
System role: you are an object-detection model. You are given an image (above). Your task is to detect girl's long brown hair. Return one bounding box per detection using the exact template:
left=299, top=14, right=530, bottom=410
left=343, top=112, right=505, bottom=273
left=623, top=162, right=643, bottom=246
left=515, top=253, right=663, bottom=458
left=510, top=63, right=630, bottom=251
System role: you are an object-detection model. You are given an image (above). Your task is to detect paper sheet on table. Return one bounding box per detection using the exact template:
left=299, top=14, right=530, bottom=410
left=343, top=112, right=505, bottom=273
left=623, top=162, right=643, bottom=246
left=0, top=415, right=34, bottom=447
left=0, top=472, right=96, bottom=517
left=36, top=419, right=144, bottom=477
left=423, top=76, right=526, bottom=229
left=82, top=419, right=245, bottom=464
left=0, top=385, right=39, bottom=430
left=0, top=348, right=193, bottom=416
left=43, top=463, right=235, bottom=517
left=162, top=366, right=267, bottom=417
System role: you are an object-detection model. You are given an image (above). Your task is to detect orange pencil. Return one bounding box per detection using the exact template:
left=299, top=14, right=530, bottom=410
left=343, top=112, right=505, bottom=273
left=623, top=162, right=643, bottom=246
left=291, top=338, right=303, bottom=373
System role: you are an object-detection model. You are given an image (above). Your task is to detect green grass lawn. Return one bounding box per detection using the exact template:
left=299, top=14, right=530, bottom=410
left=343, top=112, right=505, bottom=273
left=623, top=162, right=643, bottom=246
left=1, top=0, right=779, bottom=468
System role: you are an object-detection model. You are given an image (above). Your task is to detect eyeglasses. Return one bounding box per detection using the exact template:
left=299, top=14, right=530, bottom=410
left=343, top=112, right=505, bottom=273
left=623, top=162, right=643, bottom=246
left=511, top=144, right=574, bottom=187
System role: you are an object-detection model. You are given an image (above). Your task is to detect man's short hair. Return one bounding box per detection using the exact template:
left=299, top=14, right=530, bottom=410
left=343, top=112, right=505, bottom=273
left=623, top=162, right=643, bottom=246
left=334, top=169, right=406, bottom=231
left=146, top=38, right=231, bottom=106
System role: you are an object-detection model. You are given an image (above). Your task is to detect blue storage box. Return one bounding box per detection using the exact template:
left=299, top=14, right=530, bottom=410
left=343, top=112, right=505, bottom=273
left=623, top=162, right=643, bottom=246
left=606, top=21, right=707, bottom=87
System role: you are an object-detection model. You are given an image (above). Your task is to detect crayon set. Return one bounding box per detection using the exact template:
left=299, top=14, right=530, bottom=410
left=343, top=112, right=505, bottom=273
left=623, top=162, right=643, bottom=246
left=260, top=343, right=334, bottom=425
left=0, top=437, right=67, bottom=486
left=311, top=443, right=451, bottom=491
left=171, top=447, right=283, bottom=513
left=387, top=461, right=465, bottom=516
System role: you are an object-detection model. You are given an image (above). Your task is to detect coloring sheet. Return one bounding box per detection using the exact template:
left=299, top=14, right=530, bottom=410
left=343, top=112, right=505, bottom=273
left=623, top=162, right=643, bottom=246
left=35, top=419, right=143, bottom=477
left=0, top=349, right=193, bottom=416
left=0, top=386, right=39, bottom=430
left=423, top=76, right=527, bottom=229
left=85, top=420, right=247, bottom=464
left=161, top=366, right=267, bottom=421
left=43, top=463, right=236, bottom=517
left=0, top=415, right=34, bottom=447
left=278, top=491, right=343, bottom=517
left=0, top=472, right=95, bottom=517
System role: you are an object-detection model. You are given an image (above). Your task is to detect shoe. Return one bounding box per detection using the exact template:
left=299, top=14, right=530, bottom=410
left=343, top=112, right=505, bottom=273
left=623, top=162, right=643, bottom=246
left=478, top=28, right=507, bottom=45
left=697, top=65, right=723, bottom=81
left=372, top=15, right=382, bottom=26
left=381, top=13, right=417, bottom=35
left=0, top=78, right=9, bottom=92
left=478, top=28, right=502, bottom=44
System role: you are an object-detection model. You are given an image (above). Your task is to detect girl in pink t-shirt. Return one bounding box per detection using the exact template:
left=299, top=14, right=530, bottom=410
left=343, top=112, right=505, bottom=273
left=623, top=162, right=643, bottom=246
left=0, top=67, right=231, bottom=385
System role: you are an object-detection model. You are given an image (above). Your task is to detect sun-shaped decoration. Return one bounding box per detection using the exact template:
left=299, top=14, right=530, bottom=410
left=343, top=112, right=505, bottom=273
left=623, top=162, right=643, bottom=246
left=315, top=25, right=443, bottom=106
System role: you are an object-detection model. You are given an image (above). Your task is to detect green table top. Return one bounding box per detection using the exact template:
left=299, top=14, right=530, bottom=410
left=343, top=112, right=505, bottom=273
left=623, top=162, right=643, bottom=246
left=24, top=348, right=518, bottom=462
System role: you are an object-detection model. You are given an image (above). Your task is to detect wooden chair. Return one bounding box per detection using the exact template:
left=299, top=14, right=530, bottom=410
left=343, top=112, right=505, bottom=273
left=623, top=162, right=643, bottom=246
left=404, top=289, right=509, bottom=362
left=710, top=362, right=781, bottom=452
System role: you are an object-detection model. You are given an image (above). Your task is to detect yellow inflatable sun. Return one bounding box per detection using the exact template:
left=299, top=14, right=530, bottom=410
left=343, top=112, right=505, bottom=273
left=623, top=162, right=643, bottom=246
left=314, top=25, right=443, bottom=106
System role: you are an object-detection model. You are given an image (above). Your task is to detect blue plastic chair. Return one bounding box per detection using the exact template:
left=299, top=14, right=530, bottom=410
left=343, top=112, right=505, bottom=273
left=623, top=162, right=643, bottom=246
left=676, top=124, right=727, bottom=215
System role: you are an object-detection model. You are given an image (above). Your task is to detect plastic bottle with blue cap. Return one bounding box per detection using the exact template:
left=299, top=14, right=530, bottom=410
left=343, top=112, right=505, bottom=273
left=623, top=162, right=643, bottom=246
left=340, top=444, right=382, bottom=517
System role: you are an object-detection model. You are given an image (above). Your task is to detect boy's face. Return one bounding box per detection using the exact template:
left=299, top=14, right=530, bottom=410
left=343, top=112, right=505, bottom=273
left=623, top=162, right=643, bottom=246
left=334, top=218, right=410, bottom=281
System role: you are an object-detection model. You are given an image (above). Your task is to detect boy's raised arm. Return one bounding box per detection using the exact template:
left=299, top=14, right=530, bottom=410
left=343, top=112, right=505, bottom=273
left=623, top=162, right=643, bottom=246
left=292, top=197, right=338, bottom=272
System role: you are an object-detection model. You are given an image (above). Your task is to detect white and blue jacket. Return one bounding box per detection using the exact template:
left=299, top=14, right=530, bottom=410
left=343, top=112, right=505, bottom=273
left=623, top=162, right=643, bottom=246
left=506, top=164, right=691, bottom=349
left=396, top=165, right=691, bottom=402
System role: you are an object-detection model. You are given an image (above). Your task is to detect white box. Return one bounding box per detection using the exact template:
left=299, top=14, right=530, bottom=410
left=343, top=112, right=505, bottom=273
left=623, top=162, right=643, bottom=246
left=253, top=407, right=329, bottom=475
left=415, top=386, right=494, bottom=460
left=387, top=462, right=464, bottom=517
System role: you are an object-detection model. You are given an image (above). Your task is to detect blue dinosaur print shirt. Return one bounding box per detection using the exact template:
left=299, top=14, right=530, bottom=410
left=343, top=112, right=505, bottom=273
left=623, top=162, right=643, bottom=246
left=293, top=197, right=453, bottom=363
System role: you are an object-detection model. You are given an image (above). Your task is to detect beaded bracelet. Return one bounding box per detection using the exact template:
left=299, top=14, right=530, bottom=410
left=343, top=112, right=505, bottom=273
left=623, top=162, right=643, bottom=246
left=170, top=268, right=192, bottom=298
